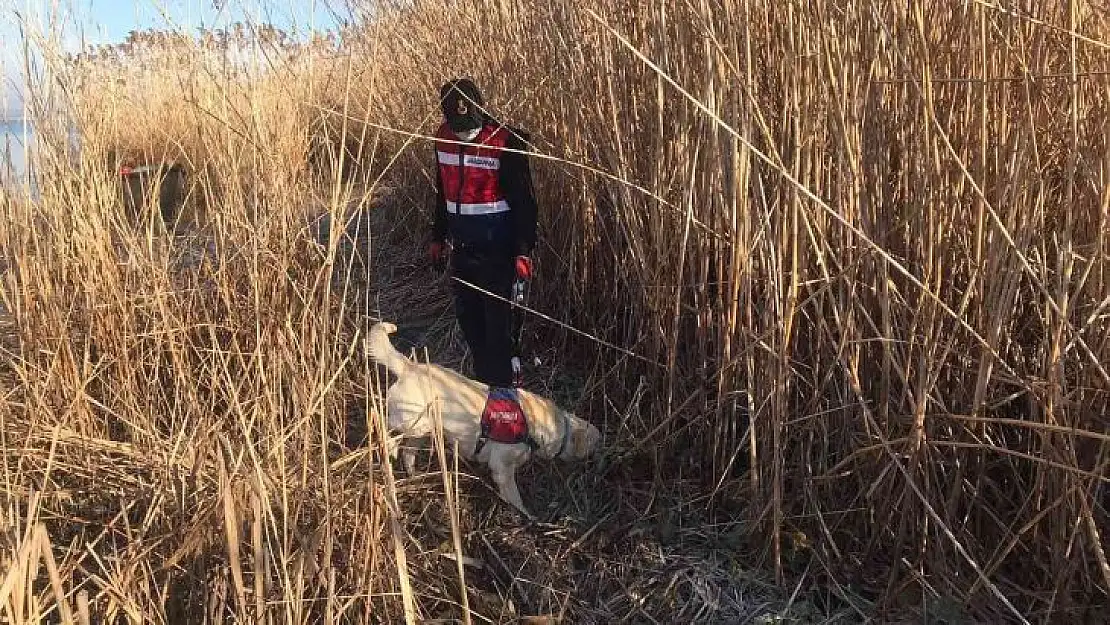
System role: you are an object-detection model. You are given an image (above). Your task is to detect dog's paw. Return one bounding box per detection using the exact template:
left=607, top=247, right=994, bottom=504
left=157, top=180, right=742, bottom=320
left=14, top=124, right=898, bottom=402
left=502, top=502, right=537, bottom=526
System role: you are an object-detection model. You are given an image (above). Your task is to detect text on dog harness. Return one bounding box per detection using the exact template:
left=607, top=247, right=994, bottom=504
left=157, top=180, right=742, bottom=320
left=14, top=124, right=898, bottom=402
left=475, top=388, right=538, bottom=455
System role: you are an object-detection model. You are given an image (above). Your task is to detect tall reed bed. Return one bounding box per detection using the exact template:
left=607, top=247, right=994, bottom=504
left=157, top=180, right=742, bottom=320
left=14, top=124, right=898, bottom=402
left=352, top=0, right=1110, bottom=620
left=1, top=0, right=1108, bottom=622
left=0, top=16, right=425, bottom=624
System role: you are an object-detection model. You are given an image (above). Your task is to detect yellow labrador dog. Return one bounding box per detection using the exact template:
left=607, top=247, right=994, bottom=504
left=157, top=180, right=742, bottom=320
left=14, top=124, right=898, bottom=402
left=367, top=321, right=600, bottom=520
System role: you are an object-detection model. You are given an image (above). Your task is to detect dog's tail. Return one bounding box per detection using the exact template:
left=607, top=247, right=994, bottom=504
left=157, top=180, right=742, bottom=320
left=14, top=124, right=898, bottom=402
left=366, top=321, right=411, bottom=377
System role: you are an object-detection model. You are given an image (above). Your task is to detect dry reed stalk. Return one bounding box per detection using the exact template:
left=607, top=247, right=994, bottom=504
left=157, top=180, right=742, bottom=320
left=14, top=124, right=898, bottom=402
left=424, top=346, right=473, bottom=624
left=36, top=523, right=74, bottom=625
left=366, top=337, right=417, bottom=625
left=218, top=447, right=250, bottom=620
left=0, top=520, right=37, bottom=620
left=251, top=488, right=267, bottom=622
left=75, top=590, right=90, bottom=625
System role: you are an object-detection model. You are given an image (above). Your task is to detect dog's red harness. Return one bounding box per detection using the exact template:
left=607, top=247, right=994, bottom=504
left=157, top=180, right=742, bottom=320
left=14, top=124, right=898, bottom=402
left=475, top=388, right=539, bottom=455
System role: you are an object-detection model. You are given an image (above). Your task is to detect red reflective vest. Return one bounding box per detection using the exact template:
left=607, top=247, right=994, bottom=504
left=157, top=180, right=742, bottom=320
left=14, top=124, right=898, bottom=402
left=434, top=122, right=511, bottom=216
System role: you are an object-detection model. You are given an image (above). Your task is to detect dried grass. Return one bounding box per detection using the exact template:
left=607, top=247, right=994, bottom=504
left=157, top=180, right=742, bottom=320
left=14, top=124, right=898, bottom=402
left=0, top=0, right=1108, bottom=623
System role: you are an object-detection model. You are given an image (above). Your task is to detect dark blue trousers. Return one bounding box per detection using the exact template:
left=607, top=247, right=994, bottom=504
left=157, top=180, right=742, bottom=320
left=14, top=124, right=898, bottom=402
left=450, top=247, right=515, bottom=388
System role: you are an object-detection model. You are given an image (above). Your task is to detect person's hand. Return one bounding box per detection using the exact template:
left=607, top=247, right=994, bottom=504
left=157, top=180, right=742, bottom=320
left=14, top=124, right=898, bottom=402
left=515, top=255, right=534, bottom=280
left=428, top=241, right=449, bottom=266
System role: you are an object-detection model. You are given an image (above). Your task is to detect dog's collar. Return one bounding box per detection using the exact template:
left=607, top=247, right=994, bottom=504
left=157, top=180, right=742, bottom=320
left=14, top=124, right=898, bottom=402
left=553, top=413, right=570, bottom=460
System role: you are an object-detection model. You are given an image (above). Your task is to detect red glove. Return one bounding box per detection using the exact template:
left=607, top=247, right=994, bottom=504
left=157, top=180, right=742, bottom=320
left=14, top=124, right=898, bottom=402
left=515, top=255, right=533, bottom=280
left=428, top=241, right=448, bottom=263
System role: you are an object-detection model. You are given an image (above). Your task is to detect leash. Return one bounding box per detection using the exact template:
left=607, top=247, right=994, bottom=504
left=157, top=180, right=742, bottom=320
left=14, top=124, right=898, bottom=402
left=450, top=276, right=665, bottom=368
left=510, top=275, right=529, bottom=387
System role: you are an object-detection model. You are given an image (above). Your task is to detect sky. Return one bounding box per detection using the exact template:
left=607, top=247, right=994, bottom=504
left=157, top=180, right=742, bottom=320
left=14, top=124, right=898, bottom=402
left=1, top=0, right=352, bottom=119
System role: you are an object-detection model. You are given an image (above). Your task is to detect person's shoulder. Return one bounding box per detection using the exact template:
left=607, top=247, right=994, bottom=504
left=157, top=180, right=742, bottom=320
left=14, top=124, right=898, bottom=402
left=496, top=124, right=533, bottom=151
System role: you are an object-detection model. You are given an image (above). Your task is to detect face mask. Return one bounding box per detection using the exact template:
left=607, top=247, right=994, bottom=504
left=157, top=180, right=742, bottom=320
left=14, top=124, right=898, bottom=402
left=441, top=79, right=485, bottom=134
left=445, top=97, right=483, bottom=134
